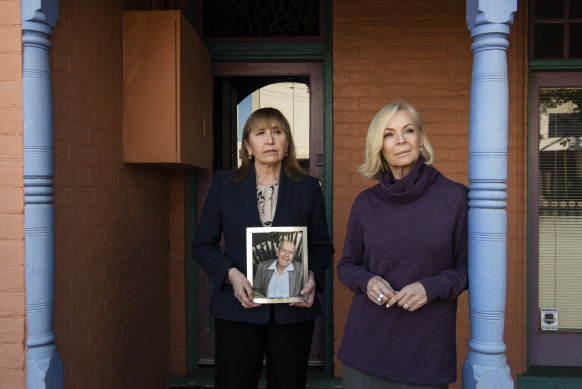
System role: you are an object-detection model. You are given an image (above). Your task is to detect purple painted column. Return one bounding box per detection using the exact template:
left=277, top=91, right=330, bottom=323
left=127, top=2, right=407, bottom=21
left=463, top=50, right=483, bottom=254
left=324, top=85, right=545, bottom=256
left=462, top=1, right=517, bottom=388
left=21, top=1, right=63, bottom=387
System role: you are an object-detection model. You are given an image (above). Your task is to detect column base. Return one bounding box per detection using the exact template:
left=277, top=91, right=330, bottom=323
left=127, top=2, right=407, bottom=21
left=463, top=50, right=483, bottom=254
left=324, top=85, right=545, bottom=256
left=462, top=350, right=513, bottom=389
left=27, top=348, right=63, bottom=389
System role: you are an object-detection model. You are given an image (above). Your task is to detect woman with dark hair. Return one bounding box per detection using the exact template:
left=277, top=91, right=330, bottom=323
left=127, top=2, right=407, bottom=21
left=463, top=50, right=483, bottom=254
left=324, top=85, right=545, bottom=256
left=192, top=107, right=333, bottom=389
left=337, top=101, right=468, bottom=388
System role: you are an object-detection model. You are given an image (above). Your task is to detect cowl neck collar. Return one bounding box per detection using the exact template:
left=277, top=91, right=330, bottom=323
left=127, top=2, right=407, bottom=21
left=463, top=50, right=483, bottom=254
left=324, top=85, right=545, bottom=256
left=379, top=156, right=436, bottom=203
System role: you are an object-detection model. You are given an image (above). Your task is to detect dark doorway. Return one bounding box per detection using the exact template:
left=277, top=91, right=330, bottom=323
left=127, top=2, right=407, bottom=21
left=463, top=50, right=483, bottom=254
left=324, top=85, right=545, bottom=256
left=193, top=62, right=327, bottom=368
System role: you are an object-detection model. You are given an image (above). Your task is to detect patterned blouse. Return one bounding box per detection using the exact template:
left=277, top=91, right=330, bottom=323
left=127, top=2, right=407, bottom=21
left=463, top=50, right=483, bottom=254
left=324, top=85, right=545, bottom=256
left=256, top=183, right=279, bottom=226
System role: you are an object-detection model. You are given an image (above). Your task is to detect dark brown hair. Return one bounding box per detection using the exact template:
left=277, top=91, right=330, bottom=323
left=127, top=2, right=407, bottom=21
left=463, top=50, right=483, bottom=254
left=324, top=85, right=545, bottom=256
left=231, top=107, right=305, bottom=183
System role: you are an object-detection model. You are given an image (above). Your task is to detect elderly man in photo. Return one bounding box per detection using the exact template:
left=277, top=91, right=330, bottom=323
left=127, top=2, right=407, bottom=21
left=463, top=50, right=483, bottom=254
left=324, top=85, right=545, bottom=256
left=253, top=239, right=304, bottom=298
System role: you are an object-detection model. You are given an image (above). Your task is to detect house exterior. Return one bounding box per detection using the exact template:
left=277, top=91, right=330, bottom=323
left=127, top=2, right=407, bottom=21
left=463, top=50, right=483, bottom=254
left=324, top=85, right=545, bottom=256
left=1, top=0, right=580, bottom=388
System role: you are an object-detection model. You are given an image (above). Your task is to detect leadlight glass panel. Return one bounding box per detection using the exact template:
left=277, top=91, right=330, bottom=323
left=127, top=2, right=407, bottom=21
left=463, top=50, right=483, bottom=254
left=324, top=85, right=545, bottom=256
left=570, top=1, right=582, bottom=18
left=530, top=0, right=582, bottom=59
left=202, top=0, right=320, bottom=38
left=534, top=23, right=565, bottom=59
left=535, top=0, right=564, bottom=18
left=569, top=23, right=582, bottom=58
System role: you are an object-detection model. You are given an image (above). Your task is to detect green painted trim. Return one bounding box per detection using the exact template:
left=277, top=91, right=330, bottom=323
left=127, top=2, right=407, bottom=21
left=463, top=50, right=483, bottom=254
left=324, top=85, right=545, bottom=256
left=169, top=369, right=343, bottom=388
left=205, top=42, right=327, bottom=61
left=185, top=0, right=195, bottom=27
left=323, top=56, right=335, bottom=376
left=323, top=0, right=334, bottom=376
left=528, top=60, right=582, bottom=70
left=517, top=375, right=582, bottom=389
left=186, top=172, right=198, bottom=372
left=323, top=67, right=335, bottom=373
left=525, top=69, right=532, bottom=370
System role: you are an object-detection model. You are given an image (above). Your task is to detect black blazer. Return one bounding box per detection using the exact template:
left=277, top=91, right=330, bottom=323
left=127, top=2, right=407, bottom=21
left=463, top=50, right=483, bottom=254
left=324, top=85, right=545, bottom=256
left=192, top=166, right=334, bottom=324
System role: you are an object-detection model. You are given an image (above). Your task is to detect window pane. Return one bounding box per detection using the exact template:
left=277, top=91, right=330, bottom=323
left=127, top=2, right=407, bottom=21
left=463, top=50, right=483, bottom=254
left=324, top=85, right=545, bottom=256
left=538, top=87, right=582, bottom=331
left=534, top=23, right=564, bottom=59
left=535, top=0, right=564, bottom=18
left=570, top=1, right=582, bottom=18
left=569, top=23, right=582, bottom=59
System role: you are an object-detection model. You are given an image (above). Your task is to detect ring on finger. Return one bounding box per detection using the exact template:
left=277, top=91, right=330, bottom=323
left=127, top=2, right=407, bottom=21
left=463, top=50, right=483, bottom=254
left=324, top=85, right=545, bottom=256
left=376, top=296, right=382, bottom=302
left=404, top=303, right=409, bottom=309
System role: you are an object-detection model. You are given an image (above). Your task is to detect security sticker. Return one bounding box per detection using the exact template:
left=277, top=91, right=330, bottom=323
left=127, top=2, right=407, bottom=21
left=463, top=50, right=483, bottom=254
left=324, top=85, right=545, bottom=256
left=540, top=308, right=558, bottom=331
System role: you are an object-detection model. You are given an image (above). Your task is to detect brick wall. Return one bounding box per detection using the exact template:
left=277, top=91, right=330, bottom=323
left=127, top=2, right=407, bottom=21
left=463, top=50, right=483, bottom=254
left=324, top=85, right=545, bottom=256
left=51, top=1, right=170, bottom=387
left=332, top=0, right=528, bottom=386
left=169, top=172, right=187, bottom=375
left=0, top=1, right=25, bottom=387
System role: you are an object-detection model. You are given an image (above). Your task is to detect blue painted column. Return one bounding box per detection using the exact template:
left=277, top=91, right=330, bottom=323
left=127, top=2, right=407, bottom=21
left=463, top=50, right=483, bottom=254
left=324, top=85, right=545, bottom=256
left=462, top=1, right=517, bottom=388
left=21, top=1, right=63, bottom=388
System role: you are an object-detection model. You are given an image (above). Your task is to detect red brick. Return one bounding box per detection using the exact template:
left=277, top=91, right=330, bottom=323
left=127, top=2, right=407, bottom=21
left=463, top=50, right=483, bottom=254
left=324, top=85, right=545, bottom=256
left=0, top=293, right=24, bottom=316
left=0, top=80, right=20, bottom=107
left=0, top=25, right=21, bottom=53
left=0, top=188, right=22, bottom=213
left=333, top=59, right=370, bottom=73
left=0, top=215, right=23, bottom=241
left=421, top=31, right=467, bottom=45
left=0, top=54, right=20, bottom=80
left=0, top=240, right=23, bottom=268
left=68, top=98, right=94, bottom=126
left=0, top=317, right=24, bottom=342
left=0, top=108, right=22, bottom=135
left=0, top=342, right=26, bottom=383
left=52, top=70, right=88, bottom=104
left=0, top=266, right=23, bottom=292
left=387, top=84, right=424, bottom=97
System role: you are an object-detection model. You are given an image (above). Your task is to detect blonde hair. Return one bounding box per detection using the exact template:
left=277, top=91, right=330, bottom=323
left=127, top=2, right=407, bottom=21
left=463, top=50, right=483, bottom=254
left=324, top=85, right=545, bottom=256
left=232, top=107, right=305, bottom=183
left=358, top=101, right=434, bottom=180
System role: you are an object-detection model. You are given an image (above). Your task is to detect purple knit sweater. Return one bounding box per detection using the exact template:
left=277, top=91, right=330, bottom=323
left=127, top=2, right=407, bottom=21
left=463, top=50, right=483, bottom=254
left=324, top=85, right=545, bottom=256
left=337, top=157, right=468, bottom=386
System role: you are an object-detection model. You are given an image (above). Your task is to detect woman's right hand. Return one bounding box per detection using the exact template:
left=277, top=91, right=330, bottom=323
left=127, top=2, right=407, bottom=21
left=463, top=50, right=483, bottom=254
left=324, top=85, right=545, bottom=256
left=366, top=276, right=397, bottom=306
left=229, top=268, right=261, bottom=308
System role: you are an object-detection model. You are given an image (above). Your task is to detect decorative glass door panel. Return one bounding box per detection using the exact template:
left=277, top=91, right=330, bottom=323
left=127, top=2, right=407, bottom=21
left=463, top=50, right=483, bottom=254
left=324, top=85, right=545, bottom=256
left=538, top=87, right=582, bottom=331
left=529, top=72, right=582, bottom=366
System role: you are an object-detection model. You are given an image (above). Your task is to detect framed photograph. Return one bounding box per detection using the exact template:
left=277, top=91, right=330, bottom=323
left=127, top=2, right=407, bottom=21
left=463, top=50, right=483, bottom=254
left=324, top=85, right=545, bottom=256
left=246, top=226, right=308, bottom=304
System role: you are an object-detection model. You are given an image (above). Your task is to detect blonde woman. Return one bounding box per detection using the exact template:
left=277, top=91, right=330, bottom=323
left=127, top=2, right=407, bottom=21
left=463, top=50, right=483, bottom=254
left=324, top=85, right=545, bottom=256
left=337, top=102, right=468, bottom=388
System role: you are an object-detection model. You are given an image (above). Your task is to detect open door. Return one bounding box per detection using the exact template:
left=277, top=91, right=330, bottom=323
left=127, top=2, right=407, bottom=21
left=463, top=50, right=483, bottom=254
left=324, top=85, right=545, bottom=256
left=193, top=62, right=327, bottom=368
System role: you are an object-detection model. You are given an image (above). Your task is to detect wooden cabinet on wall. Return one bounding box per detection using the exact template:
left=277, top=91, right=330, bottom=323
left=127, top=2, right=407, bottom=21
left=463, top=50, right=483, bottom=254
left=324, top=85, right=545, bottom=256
left=122, top=11, right=213, bottom=169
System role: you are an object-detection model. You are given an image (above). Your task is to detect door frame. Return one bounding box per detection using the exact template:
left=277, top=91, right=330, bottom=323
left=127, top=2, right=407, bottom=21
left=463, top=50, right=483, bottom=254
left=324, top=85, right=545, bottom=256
left=187, top=58, right=334, bottom=373
left=213, top=61, right=325, bottom=179
left=183, top=0, right=334, bottom=376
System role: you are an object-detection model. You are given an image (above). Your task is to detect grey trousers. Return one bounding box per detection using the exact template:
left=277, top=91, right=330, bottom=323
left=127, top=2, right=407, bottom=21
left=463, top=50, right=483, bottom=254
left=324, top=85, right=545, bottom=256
left=342, top=363, right=449, bottom=389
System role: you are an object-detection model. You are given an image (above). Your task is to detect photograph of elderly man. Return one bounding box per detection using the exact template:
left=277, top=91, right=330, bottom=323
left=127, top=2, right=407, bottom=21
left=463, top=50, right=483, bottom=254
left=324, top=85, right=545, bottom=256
left=253, top=238, right=304, bottom=298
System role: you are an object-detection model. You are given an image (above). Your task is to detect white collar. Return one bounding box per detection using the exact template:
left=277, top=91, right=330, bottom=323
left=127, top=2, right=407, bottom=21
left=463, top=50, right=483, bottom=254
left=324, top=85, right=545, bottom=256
left=268, top=260, right=294, bottom=274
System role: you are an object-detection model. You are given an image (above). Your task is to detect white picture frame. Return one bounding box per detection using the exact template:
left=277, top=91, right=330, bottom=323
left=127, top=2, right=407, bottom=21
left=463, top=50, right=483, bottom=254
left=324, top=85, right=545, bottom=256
left=246, top=226, right=308, bottom=304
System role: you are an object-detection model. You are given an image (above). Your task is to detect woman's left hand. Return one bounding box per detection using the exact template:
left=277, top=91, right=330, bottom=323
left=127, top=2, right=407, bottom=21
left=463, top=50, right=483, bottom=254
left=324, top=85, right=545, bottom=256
left=387, top=282, right=427, bottom=312
left=290, top=271, right=316, bottom=308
